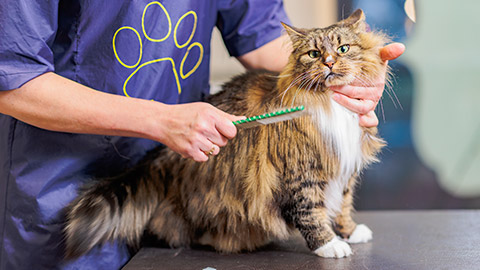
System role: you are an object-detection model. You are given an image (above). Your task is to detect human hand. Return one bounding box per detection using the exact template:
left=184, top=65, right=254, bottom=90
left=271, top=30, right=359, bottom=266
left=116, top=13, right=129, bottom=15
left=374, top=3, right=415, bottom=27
left=158, top=102, right=245, bottom=162
left=329, top=43, right=406, bottom=127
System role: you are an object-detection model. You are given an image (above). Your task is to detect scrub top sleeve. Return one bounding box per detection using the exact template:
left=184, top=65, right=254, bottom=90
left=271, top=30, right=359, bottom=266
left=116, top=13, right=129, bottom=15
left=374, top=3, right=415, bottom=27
left=0, top=1, right=59, bottom=91
left=216, top=0, right=291, bottom=57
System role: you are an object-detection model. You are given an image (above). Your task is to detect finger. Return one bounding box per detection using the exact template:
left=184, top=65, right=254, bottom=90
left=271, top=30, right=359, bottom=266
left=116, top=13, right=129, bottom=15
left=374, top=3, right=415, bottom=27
left=208, top=134, right=228, bottom=147
left=192, top=106, right=233, bottom=147
left=198, top=144, right=220, bottom=161
left=329, top=84, right=383, bottom=102
left=192, top=150, right=209, bottom=162
left=332, top=93, right=377, bottom=115
left=208, top=118, right=235, bottom=145
left=202, top=119, right=229, bottom=147
left=380, top=43, right=405, bottom=61
left=359, top=111, right=379, bottom=128
left=214, top=111, right=245, bottom=140
left=186, top=133, right=213, bottom=161
left=225, top=113, right=247, bottom=122
left=216, top=109, right=246, bottom=123
left=208, top=144, right=220, bottom=156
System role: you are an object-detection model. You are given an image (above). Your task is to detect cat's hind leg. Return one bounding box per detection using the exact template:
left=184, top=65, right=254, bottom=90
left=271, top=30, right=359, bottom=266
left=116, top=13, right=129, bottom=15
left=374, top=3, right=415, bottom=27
left=147, top=199, right=193, bottom=247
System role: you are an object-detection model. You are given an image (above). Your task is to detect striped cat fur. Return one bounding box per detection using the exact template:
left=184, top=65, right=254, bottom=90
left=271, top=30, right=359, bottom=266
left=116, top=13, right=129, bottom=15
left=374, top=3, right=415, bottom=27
left=64, top=9, right=388, bottom=259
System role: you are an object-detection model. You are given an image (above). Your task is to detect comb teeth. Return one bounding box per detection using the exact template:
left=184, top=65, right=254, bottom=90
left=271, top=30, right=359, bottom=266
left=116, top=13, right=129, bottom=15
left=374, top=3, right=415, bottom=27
left=233, top=106, right=305, bottom=128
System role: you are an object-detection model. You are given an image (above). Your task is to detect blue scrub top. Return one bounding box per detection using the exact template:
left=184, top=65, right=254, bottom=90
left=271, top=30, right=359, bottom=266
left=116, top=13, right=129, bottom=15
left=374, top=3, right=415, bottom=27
left=0, top=1, right=289, bottom=269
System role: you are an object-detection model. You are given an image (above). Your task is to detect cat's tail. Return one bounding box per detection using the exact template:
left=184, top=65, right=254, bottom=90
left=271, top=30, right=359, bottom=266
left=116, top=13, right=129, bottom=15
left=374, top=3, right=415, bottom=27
left=64, top=161, right=162, bottom=259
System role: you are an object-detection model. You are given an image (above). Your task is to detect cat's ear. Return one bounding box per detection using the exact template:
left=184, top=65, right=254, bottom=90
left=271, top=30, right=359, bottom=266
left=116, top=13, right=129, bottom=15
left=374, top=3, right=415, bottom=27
left=339, top=9, right=367, bottom=31
left=281, top=22, right=307, bottom=42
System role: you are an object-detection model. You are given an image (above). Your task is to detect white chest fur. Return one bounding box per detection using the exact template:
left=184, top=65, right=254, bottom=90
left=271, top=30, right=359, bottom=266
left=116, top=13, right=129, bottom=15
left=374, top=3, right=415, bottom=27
left=311, top=99, right=364, bottom=219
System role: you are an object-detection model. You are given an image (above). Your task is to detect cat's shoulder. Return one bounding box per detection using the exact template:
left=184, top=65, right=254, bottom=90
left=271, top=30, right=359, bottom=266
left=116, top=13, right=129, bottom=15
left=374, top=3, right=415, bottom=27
left=223, top=69, right=279, bottom=91
left=207, top=70, right=279, bottom=112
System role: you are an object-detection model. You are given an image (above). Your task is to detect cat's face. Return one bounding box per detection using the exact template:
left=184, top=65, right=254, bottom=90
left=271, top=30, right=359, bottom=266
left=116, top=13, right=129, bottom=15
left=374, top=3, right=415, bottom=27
left=283, top=9, right=386, bottom=89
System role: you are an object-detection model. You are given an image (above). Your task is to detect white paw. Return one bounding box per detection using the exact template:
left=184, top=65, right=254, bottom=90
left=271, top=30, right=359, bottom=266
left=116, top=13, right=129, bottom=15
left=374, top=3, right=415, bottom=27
left=314, top=237, right=352, bottom=258
left=347, top=224, right=372, bottom=244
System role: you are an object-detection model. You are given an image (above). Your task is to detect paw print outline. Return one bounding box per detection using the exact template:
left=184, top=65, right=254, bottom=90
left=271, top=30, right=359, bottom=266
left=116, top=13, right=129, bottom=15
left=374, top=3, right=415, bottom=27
left=112, top=1, right=204, bottom=98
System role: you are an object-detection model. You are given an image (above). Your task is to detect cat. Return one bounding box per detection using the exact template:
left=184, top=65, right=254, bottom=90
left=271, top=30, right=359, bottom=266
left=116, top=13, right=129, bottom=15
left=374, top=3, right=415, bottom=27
left=64, top=9, right=389, bottom=259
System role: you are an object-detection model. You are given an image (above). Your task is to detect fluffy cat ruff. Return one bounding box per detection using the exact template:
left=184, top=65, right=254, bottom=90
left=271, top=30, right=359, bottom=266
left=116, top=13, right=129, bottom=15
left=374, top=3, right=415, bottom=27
left=64, top=9, right=388, bottom=259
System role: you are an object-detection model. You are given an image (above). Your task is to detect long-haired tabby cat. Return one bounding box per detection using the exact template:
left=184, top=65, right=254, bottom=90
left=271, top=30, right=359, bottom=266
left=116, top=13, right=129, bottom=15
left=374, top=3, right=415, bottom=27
left=65, top=9, right=389, bottom=259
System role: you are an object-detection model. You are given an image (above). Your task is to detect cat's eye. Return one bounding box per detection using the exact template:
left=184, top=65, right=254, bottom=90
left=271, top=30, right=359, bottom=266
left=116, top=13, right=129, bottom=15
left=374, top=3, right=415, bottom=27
left=308, top=50, right=320, bottom=58
left=337, top=44, right=350, bottom=54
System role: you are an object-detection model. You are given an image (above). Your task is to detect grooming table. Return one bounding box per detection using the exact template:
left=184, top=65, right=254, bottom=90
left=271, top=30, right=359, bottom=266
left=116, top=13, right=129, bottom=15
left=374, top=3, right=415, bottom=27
left=123, top=210, right=480, bottom=270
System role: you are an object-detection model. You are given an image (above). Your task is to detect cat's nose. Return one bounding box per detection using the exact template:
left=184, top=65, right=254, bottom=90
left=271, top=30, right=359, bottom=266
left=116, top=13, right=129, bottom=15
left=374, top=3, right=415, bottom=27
left=323, top=55, right=335, bottom=69
left=324, top=61, right=335, bottom=69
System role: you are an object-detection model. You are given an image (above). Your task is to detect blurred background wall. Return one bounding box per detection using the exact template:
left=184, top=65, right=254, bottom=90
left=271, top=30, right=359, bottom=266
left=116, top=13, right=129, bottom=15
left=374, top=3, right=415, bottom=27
left=210, top=0, right=480, bottom=210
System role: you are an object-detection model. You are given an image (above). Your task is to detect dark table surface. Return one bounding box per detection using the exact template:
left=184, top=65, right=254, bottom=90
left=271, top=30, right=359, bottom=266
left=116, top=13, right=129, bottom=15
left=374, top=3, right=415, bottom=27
left=123, top=210, right=480, bottom=270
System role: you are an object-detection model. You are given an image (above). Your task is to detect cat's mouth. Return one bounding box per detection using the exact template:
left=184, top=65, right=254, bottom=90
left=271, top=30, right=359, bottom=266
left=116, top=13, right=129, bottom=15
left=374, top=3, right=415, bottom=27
left=323, top=72, right=350, bottom=88
left=326, top=71, right=344, bottom=79
left=324, top=72, right=342, bottom=84
left=302, top=71, right=345, bottom=89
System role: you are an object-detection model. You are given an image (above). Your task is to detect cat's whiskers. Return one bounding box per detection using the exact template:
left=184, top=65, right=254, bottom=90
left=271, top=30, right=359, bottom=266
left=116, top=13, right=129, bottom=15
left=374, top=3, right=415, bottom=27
left=280, top=73, right=308, bottom=105
left=353, top=70, right=399, bottom=123
left=314, top=79, right=322, bottom=93
left=313, top=72, right=326, bottom=93
left=279, top=71, right=311, bottom=99
left=378, top=96, right=386, bottom=123
left=352, top=73, right=386, bottom=122
left=351, top=73, right=380, bottom=101
left=291, top=75, right=312, bottom=106
left=296, top=73, right=322, bottom=106
left=291, top=70, right=325, bottom=107
left=383, top=72, right=402, bottom=110
left=377, top=72, right=402, bottom=121
left=291, top=80, right=311, bottom=107
left=304, top=70, right=324, bottom=95
left=280, top=70, right=320, bottom=105
left=298, top=69, right=322, bottom=91
left=354, top=70, right=400, bottom=112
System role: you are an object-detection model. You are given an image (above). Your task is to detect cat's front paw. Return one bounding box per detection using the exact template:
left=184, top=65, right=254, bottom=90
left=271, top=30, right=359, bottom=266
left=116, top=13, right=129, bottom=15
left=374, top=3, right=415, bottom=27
left=313, top=237, right=352, bottom=258
left=347, top=224, right=372, bottom=244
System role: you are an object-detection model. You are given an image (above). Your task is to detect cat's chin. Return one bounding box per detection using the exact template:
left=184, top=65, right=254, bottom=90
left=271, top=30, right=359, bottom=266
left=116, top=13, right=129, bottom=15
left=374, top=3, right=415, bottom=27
left=324, top=74, right=354, bottom=88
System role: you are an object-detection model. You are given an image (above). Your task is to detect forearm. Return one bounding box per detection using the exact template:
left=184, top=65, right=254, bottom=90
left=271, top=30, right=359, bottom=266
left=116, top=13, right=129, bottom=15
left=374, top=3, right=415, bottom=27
left=0, top=72, right=243, bottom=162
left=237, top=35, right=290, bottom=72
left=0, top=72, right=164, bottom=141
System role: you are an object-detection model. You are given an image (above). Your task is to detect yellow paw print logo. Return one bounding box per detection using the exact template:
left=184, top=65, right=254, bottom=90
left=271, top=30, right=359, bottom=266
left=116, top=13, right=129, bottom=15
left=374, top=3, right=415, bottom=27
left=112, top=1, right=204, bottom=99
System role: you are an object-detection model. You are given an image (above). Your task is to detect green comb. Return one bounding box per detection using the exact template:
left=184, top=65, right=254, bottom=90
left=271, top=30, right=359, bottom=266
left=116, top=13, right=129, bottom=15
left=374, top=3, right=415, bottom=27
left=233, top=106, right=305, bottom=129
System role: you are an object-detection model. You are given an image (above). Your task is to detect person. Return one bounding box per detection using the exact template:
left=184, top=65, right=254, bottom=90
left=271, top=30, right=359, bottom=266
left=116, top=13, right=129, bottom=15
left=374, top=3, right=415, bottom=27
left=0, top=1, right=404, bottom=269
